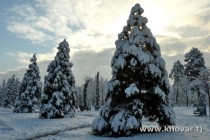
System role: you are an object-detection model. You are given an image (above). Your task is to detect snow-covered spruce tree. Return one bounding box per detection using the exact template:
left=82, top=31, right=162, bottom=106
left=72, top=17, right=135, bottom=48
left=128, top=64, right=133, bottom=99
left=3, top=75, right=21, bottom=107
left=83, top=77, right=91, bottom=111
left=95, top=72, right=100, bottom=110
left=184, top=48, right=206, bottom=102
left=0, top=85, right=2, bottom=106
left=40, top=39, right=77, bottom=118
left=92, top=3, right=175, bottom=136
left=0, top=80, right=6, bottom=106
left=14, top=54, right=42, bottom=113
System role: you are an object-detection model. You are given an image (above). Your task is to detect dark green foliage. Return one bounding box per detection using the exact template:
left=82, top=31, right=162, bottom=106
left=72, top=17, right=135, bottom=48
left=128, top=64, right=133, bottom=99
left=83, top=77, right=91, bottom=111
left=95, top=72, right=100, bottom=110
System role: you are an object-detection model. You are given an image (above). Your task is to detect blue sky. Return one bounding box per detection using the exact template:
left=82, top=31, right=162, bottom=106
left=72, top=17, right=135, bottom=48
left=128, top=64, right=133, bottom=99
left=1, top=0, right=210, bottom=85
left=0, top=0, right=51, bottom=71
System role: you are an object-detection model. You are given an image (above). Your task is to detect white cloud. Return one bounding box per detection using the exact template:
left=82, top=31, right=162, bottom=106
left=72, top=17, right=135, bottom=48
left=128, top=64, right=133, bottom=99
left=10, top=3, right=37, bottom=21
left=7, top=0, right=141, bottom=50
left=7, top=22, right=53, bottom=44
left=7, top=49, right=57, bottom=64
left=7, top=0, right=210, bottom=51
left=5, top=0, right=139, bottom=63
left=7, top=51, right=33, bottom=64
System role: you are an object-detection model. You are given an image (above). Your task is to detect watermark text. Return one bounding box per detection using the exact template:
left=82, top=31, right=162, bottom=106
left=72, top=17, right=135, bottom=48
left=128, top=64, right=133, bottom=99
left=138, top=126, right=203, bottom=134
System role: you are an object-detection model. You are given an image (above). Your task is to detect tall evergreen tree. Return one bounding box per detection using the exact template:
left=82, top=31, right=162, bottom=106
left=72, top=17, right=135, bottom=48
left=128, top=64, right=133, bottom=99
left=0, top=85, right=2, bottom=106
left=95, top=72, right=100, bottom=110
left=100, top=77, right=108, bottom=106
left=92, top=4, right=175, bottom=136
left=83, top=77, right=91, bottom=111
left=87, top=78, right=95, bottom=107
left=169, top=60, right=185, bottom=105
left=184, top=48, right=205, bottom=78
left=76, top=86, right=83, bottom=109
left=40, top=39, right=77, bottom=119
left=169, top=60, right=184, bottom=82
left=3, top=75, right=20, bottom=107
left=0, top=80, right=6, bottom=106
left=197, top=67, right=210, bottom=115
left=14, top=54, right=42, bottom=113
left=184, top=48, right=206, bottom=102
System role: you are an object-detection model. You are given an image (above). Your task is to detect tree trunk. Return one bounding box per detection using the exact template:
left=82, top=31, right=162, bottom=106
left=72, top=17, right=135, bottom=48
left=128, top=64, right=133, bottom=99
left=186, top=95, right=189, bottom=107
left=176, top=88, right=178, bottom=105
left=207, top=92, right=210, bottom=117
left=102, top=90, right=104, bottom=106
left=209, top=93, right=210, bottom=109
left=197, top=90, right=200, bottom=102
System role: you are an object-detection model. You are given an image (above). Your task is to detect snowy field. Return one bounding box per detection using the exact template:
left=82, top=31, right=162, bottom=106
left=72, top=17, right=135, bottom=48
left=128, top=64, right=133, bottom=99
left=0, top=107, right=210, bottom=140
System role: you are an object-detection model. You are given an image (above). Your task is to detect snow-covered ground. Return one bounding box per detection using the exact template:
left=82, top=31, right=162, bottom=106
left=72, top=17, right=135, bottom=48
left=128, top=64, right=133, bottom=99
left=0, top=108, right=95, bottom=140
left=0, top=107, right=209, bottom=140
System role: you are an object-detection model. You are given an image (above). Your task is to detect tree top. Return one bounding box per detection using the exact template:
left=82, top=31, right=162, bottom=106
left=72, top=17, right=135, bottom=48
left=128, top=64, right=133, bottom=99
left=59, top=39, right=69, bottom=48
left=131, top=3, right=144, bottom=15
